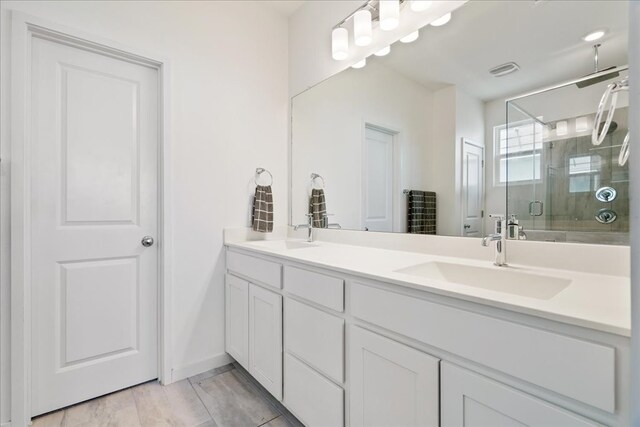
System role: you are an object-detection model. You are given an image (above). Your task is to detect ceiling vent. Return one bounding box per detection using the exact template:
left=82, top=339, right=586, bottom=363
left=489, top=62, right=520, bottom=77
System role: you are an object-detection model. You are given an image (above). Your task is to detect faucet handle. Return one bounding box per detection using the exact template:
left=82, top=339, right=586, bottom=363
left=489, top=214, right=505, bottom=234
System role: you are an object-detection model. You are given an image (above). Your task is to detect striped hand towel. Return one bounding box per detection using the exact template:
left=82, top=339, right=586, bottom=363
left=407, top=190, right=436, bottom=234
left=308, top=188, right=327, bottom=228
left=252, top=185, right=273, bottom=233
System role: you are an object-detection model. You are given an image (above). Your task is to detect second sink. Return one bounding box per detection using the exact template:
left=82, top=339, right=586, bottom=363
left=394, top=261, right=571, bottom=300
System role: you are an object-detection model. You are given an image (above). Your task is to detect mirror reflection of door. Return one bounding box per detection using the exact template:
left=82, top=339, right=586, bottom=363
left=462, top=139, right=485, bottom=237
left=363, top=125, right=395, bottom=232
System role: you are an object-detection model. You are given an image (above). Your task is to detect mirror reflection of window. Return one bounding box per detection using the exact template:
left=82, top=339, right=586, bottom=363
left=494, top=121, right=543, bottom=185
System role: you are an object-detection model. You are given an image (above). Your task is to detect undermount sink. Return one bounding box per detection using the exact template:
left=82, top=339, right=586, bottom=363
left=246, top=240, right=319, bottom=250
left=394, top=261, right=571, bottom=300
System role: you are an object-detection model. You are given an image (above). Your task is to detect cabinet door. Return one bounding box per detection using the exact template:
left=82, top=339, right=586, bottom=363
left=441, top=362, right=599, bottom=427
left=349, top=326, right=439, bottom=427
left=225, top=274, right=249, bottom=369
left=249, top=283, right=283, bottom=400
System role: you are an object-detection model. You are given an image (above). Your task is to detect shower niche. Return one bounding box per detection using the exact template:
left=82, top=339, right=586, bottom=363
left=506, top=72, right=629, bottom=245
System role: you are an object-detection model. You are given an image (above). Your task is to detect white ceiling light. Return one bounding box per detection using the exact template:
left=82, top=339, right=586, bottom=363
left=583, top=29, right=606, bottom=42
left=379, top=0, right=400, bottom=31
left=352, top=58, right=367, bottom=69
left=410, top=0, right=432, bottom=12
left=332, top=28, right=349, bottom=60
left=430, top=12, right=452, bottom=27
left=354, top=10, right=373, bottom=47
left=400, top=31, right=419, bottom=43
left=374, top=45, right=391, bottom=56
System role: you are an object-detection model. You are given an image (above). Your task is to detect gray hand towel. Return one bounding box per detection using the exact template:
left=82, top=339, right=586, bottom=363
left=309, top=188, right=327, bottom=228
left=252, top=185, right=274, bottom=233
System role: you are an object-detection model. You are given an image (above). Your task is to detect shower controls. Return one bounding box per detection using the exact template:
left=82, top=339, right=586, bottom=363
left=595, top=208, right=617, bottom=224
left=595, top=186, right=617, bottom=202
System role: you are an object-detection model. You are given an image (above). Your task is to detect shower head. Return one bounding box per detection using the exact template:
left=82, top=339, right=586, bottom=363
left=576, top=44, right=620, bottom=88
left=576, top=66, right=620, bottom=88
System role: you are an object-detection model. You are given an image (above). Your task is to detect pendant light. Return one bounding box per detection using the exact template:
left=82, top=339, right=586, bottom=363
left=379, top=0, right=399, bottom=31
left=354, top=10, right=373, bottom=47
left=332, top=28, right=349, bottom=60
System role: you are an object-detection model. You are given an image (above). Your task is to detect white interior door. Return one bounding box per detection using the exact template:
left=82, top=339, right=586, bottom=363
left=462, top=140, right=485, bottom=237
left=363, top=126, right=394, bottom=232
left=30, top=36, right=159, bottom=415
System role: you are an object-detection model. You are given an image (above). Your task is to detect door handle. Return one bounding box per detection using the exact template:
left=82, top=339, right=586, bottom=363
left=141, top=236, right=155, bottom=247
left=464, top=224, right=471, bottom=229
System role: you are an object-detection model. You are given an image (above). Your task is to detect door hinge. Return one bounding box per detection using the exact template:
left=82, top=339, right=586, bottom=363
left=481, top=210, right=484, bottom=218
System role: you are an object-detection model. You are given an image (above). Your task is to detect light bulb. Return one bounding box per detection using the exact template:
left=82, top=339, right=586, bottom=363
left=354, top=10, right=372, bottom=47
left=332, top=28, right=349, bottom=61
left=352, top=58, right=366, bottom=69
left=410, top=0, right=432, bottom=12
left=379, top=0, right=399, bottom=31
left=374, top=46, right=391, bottom=57
left=430, top=12, right=451, bottom=27
left=400, top=31, right=419, bottom=43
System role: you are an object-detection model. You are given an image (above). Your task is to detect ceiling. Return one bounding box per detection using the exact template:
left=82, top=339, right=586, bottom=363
left=264, top=1, right=306, bottom=17
left=380, top=0, right=629, bottom=101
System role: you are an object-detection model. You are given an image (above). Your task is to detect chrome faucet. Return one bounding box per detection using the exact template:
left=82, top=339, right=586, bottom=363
left=482, top=214, right=507, bottom=266
left=294, top=213, right=314, bottom=242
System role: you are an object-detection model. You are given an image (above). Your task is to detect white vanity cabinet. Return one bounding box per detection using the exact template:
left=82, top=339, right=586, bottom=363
left=224, top=274, right=249, bottom=368
left=350, top=326, right=440, bottom=427
left=441, top=363, right=599, bottom=427
left=248, top=283, right=283, bottom=400
left=225, top=247, right=628, bottom=427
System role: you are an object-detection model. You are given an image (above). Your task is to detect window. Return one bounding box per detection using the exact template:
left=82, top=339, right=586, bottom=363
left=494, top=121, right=543, bottom=185
left=569, top=154, right=601, bottom=193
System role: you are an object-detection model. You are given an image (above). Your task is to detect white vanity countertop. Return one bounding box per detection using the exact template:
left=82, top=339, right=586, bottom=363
left=225, top=239, right=630, bottom=337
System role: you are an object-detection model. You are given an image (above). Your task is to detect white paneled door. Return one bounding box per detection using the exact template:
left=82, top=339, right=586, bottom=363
left=462, top=139, right=485, bottom=237
left=363, top=126, right=394, bottom=232
left=30, top=36, right=159, bottom=415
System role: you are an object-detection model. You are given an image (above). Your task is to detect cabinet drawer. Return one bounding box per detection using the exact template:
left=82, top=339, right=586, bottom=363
left=285, top=299, right=344, bottom=383
left=284, top=353, right=344, bottom=427
left=284, top=266, right=344, bottom=312
left=351, top=283, right=615, bottom=413
left=227, top=250, right=282, bottom=289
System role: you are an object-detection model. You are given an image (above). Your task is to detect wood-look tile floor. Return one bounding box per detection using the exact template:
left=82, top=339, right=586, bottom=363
left=31, top=364, right=303, bottom=427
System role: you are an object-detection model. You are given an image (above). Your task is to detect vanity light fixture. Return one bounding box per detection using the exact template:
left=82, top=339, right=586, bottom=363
left=400, top=30, right=419, bottom=43
left=379, top=0, right=400, bottom=31
left=374, top=45, right=391, bottom=56
left=352, top=58, right=367, bottom=69
left=410, top=0, right=432, bottom=12
left=583, top=29, right=606, bottom=42
left=556, top=120, right=568, bottom=136
left=332, top=27, right=349, bottom=60
left=430, top=12, right=451, bottom=27
left=354, top=9, right=373, bottom=46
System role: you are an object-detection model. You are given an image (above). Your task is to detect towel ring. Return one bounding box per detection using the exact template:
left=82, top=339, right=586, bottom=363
left=310, top=173, right=325, bottom=189
left=255, top=168, right=273, bottom=186
left=592, top=77, right=628, bottom=146
left=618, top=131, right=630, bottom=166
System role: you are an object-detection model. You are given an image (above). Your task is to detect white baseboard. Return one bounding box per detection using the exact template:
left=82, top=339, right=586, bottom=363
left=171, top=352, right=233, bottom=383
left=2, top=421, right=11, bottom=427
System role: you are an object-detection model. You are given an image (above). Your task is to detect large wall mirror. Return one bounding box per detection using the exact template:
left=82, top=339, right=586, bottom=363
left=291, top=0, right=630, bottom=245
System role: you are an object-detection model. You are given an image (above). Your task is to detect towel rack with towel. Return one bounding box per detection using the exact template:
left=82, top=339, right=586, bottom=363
left=255, top=167, right=273, bottom=186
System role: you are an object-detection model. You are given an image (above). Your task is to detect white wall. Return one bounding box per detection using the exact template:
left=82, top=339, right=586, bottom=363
left=429, top=86, right=485, bottom=236
left=0, top=1, right=289, bottom=423
left=292, top=61, right=433, bottom=232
